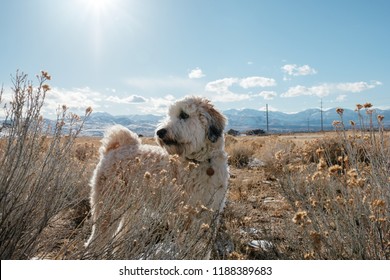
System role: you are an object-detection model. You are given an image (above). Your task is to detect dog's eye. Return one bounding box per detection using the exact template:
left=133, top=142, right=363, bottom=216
left=179, top=111, right=189, bottom=120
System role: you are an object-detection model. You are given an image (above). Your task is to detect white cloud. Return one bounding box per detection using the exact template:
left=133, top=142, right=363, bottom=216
left=44, top=87, right=102, bottom=116
left=211, top=92, right=251, bottom=102
left=138, top=95, right=175, bottom=114
left=258, top=91, right=278, bottom=100
left=107, top=94, right=147, bottom=104
left=205, top=76, right=277, bottom=103
left=310, top=85, right=332, bottom=97
left=206, top=76, right=276, bottom=94
left=205, top=78, right=239, bottom=94
left=239, top=76, right=276, bottom=88
left=281, top=80, right=381, bottom=98
left=0, top=90, right=12, bottom=118
left=0, top=87, right=102, bottom=118
left=104, top=93, right=174, bottom=115
left=281, top=85, right=317, bottom=98
left=336, top=95, right=347, bottom=102
left=336, top=81, right=382, bottom=92
left=281, top=84, right=332, bottom=98
left=281, top=64, right=317, bottom=77
left=188, top=67, right=205, bottom=79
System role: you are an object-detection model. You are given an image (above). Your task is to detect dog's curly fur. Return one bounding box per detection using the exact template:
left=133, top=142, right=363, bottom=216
left=85, top=96, right=229, bottom=258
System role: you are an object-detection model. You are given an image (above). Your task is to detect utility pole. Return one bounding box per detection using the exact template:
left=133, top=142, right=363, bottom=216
left=320, top=99, right=324, bottom=131
left=266, top=104, right=269, bottom=132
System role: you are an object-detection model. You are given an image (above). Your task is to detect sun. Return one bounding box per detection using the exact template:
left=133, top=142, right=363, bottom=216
left=74, top=0, right=128, bottom=57
left=89, top=0, right=110, bottom=11
left=81, top=0, right=115, bottom=17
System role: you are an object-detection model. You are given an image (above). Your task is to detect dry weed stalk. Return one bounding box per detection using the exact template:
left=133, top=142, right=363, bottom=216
left=0, top=71, right=92, bottom=259
left=267, top=105, right=389, bottom=259
left=77, top=159, right=220, bottom=260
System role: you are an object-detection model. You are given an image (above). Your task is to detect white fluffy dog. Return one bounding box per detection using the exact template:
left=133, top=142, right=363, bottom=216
left=85, top=96, right=229, bottom=258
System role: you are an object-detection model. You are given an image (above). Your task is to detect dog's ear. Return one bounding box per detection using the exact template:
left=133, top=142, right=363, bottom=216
left=204, top=100, right=226, bottom=143
left=208, top=124, right=223, bottom=143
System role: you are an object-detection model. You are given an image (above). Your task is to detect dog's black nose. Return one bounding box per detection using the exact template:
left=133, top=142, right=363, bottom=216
left=156, top=128, right=167, bottom=139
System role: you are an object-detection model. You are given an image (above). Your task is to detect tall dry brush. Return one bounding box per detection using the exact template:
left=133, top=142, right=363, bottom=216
left=79, top=159, right=221, bottom=260
left=266, top=105, right=389, bottom=259
left=0, top=71, right=92, bottom=259
left=1, top=71, right=223, bottom=260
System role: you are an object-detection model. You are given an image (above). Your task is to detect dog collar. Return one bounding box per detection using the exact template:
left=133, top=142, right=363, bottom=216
left=186, top=158, right=215, bottom=177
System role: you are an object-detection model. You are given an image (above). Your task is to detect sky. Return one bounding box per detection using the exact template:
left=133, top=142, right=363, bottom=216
left=1, top=0, right=389, bottom=117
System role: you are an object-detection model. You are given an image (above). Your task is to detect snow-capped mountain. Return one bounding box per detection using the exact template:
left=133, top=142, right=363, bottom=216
left=82, top=112, right=162, bottom=137
left=79, top=108, right=390, bottom=137
left=224, top=107, right=390, bottom=133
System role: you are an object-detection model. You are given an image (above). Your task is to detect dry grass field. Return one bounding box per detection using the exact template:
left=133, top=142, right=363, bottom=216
left=227, top=131, right=390, bottom=259
left=2, top=131, right=389, bottom=259
left=1, top=71, right=389, bottom=259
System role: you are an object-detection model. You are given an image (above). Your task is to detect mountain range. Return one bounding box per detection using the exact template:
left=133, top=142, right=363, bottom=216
left=81, top=108, right=390, bottom=137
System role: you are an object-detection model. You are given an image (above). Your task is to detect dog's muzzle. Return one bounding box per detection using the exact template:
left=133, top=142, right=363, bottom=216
left=157, top=128, right=178, bottom=146
left=156, top=128, right=167, bottom=139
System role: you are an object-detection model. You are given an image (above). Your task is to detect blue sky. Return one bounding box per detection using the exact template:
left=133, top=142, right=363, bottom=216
left=1, top=0, right=389, bottom=117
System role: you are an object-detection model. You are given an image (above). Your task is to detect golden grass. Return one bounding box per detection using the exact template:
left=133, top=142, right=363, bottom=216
left=4, top=129, right=388, bottom=259
left=68, top=129, right=389, bottom=259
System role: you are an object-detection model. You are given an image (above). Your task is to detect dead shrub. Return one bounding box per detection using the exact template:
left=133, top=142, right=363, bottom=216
left=226, top=142, right=254, bottom=168
left=266, top=106, right=389, bottom=259
left=74, top=142, right=97, bottom=162
left=0, top=71, right=92, bottom=259
left=77, top=163, right=221, bottom=260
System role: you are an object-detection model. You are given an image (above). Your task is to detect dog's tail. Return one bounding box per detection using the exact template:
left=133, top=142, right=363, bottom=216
left=100, top=124, right=141, bottom=155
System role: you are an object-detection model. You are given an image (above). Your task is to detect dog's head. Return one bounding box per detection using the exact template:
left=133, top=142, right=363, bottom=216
left=156, top=96, right=226, bottom=160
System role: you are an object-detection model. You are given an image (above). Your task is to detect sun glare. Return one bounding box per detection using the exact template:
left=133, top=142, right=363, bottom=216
left=82, top=0, right=114, bottom=16
left=74, top=0, right=131, bottom=57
